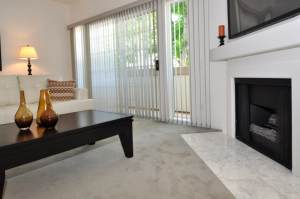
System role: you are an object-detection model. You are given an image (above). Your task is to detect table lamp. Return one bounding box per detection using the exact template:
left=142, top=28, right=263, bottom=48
left=19, top=45, right=38, bottom=75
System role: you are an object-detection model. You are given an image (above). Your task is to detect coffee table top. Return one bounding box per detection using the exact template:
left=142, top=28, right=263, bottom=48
left=0, top=110, right=133, bottom=149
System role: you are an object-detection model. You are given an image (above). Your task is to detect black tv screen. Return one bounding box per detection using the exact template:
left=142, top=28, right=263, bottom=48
left=228, top=0, right=300, bottom=39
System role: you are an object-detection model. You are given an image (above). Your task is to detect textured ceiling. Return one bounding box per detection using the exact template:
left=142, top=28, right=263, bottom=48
left=51, top=0, right=80, bottom=5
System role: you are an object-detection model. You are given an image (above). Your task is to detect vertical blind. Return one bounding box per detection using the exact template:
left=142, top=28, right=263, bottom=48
left=169, top=0, right=190, bottom=124
left=73, top=25, right=89, bottom=90
left=73, top=1, right=159, bottom=119
left=157, top=0, right=211, bottom=127
left=73, top=0, right=211, bottom=127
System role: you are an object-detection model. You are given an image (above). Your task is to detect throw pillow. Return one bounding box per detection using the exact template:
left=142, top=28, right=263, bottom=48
left=47, top=79, right=76, bottom=101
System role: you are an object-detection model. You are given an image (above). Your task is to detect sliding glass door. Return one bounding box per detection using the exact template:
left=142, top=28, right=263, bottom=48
left=73, top=1, right=160, bottom=120
left=73, top=0, right=211, bottom=127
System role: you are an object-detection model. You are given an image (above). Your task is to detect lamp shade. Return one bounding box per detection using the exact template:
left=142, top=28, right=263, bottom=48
left=19, top=46, right=38, bottom=60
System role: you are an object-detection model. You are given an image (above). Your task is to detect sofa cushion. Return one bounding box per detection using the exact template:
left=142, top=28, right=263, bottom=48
left=0, top=105, right=19, bottom=124
left=0, top=75, right=20, bottom=106
left=74, top=88, right=88, bottom=100
left=47, top=79, right=76, bottom=101
left=52, top=99, right=94, bottom=115
left=18, top=75, right=62, bottom=104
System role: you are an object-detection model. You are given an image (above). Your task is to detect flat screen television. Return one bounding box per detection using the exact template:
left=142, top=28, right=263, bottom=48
left=228, top=0, right=300, bottom=39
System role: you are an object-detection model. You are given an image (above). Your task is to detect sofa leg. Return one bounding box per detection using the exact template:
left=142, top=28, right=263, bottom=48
left=89, top=142, right=95, bottom=145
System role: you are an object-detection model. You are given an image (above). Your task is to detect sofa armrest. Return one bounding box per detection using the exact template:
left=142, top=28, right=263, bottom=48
left=74, top=88, right=88, bottom=100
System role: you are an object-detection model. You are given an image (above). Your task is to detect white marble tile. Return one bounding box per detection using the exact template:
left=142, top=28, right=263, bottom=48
left=201, top=133, right=266, bottom=162
left=205, top=160, right=257, bottom=181
left=188, top=141, right=220, bottom=152
left=223, top=179, right=286, bottom=199
left=181, top=132, right=298, bottom=199
left=181, top=133, right=211, bottom=143
left=213, top=136, right=249, bottom=150
left=244, top=158, right=291, bottom=178
left=181, top=134, right=220, bottom=151
left=193, top=148, right=238, bottom=163
left=224, top=146, right=268, bottom=161
left=262, top=175, right=300, bottom=199
left=203, top=131, right=227, bottom=140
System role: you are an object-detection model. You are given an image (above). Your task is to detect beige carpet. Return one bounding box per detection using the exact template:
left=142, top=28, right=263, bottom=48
left=3, top=119, right=235, bottom=199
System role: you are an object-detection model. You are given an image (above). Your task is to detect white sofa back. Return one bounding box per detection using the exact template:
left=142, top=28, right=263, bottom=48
left=0, top=75, right=62, bottom=106
left=18, top=75, right=62, bottom=104
left=0, top=75, right=95, bottom=125
left=0, top=75, right=20, bottom=106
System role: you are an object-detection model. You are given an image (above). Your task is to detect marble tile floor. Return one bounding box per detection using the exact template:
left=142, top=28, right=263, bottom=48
left=181, top=132, right=300, bottom=199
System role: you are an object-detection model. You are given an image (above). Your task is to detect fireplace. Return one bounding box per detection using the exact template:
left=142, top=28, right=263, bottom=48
left=235, top=78, right=292, bottom=169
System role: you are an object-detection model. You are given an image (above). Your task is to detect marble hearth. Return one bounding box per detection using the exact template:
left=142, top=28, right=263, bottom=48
left=227, top=47, right=300, bottom=176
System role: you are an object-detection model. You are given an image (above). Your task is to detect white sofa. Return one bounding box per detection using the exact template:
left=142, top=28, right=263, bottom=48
left=0, top=75, right=95, bottom=125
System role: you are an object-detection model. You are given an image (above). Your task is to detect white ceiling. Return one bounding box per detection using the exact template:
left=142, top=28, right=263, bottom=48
left=51, top=0, right=80, bottom=5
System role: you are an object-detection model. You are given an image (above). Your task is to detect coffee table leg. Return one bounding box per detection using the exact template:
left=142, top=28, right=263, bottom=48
left=0, top=158, right=4, bottom=199
left=119, top=122, right=133, bottom=158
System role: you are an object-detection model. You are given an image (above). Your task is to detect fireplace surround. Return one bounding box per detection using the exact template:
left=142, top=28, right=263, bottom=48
left=235, top=78, right=292, bottom=169
left=226, top=47, right=300, bottom=176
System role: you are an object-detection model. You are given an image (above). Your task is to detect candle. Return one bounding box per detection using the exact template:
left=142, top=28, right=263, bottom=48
left=219, top=25, right=225, bottom=36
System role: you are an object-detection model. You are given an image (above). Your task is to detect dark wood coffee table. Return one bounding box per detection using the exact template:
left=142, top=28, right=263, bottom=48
left=0, top=110, right=133, bottom=199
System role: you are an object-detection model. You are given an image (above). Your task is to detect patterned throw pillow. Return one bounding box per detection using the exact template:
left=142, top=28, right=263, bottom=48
left=47, top=79, right=76, bottom=101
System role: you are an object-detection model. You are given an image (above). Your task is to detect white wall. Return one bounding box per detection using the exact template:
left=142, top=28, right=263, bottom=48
left=0, top=0, right=72, bottom=80
left=210, top=62, right=227, bottom=133
left=70, top=0, right=137, bottom=24
left=209, top=0, right=228, bottom=49
left=208, top=0, right=228, bottom=132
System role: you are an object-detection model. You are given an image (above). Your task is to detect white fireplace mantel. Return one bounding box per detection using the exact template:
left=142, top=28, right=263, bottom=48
left=226, top=47, right=300, bottom=176
left=210, top=17, right=300, bottom=62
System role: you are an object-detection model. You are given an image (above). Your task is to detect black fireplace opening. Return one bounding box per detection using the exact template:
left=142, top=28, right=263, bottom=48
left=235, top=78, right=292, bottom=169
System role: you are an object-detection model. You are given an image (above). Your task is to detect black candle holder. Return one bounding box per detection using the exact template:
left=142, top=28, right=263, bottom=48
left=218, top=36, right=226, bottom=47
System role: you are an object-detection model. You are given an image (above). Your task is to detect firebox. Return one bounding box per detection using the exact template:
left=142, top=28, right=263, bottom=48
left=235, top=78, right=292, bottom=169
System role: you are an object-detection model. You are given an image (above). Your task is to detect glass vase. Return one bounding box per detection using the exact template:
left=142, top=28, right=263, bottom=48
left=37, top=90, right=53, bottom=126
left=15, top=90, right=33, bottom=130
left=40, top=91, right=59, bottom=129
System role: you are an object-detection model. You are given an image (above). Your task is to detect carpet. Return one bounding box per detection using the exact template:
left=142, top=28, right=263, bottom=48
left=3, top=119, right=235, bottom=199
